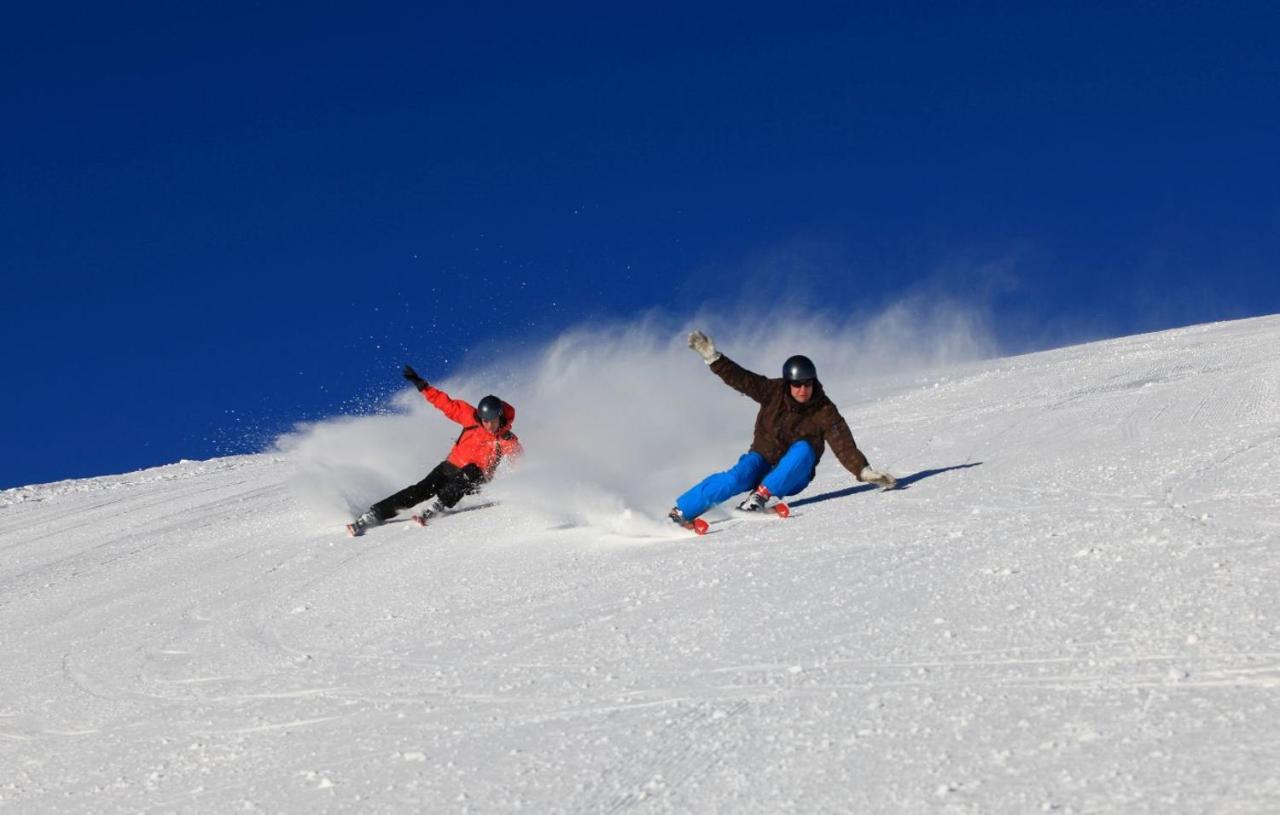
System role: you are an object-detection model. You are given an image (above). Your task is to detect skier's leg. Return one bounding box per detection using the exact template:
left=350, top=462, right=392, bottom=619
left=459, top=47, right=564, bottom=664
left=436, top=464, right=486, bottom=509
left=369, top=462, right=454, bottom=520
left=759, top=441, right=818, bottom=498
left=675, top=452, right=769, bottom=519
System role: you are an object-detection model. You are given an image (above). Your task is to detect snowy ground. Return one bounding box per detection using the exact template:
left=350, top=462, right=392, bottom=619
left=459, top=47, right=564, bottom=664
left=3, top=315, right=1279, bottom=813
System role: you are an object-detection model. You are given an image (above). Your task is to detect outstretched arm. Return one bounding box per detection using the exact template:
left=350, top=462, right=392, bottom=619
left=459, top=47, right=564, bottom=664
left=827, top=410, right=896, bottom=489
left=422, top=388, right=478, bottom=424
left=688, top=330, right=771, bottom=403
left=403, top=363, right=480, bottom=425
left=421, top=386, right=477, bottom=426
left=420, top=384, right=477, bottom=426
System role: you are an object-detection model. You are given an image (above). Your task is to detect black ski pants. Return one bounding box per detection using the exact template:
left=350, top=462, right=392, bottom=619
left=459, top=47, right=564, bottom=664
left=370, top=461, right=486, bottom=521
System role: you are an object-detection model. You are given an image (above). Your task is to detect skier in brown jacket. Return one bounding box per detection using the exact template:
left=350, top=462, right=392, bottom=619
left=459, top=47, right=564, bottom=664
left=669, top=330, right=897, bottom=529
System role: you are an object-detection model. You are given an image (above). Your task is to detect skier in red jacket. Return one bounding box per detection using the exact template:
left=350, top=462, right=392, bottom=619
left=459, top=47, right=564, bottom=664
left=347, top=365, right=522, bottom=536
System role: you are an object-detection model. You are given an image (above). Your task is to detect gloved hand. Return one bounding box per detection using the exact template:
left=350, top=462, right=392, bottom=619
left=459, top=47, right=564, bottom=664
left=860, top=466, right=897, bottom=490
left=687, top=330, right=722, bottom=364
left=402, top=364, right=428, bottom=391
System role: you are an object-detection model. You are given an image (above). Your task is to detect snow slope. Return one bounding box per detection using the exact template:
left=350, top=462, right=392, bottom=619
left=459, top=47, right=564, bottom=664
left=3, top=315, right=1279, bottom=813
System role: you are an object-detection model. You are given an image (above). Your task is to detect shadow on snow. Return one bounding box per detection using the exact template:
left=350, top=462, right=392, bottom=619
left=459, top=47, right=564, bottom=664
left=788, top=461, right=983, bottom=508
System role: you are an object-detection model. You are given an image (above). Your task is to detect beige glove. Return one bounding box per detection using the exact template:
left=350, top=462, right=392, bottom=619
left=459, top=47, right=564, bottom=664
left=687, top=330, right=722, bottom=364
left=860, top=466, right=897, bottom=490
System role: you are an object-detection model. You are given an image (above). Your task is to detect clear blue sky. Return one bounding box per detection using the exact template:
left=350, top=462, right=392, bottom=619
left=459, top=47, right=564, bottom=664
left=3, top=2, right=1278, bottom=488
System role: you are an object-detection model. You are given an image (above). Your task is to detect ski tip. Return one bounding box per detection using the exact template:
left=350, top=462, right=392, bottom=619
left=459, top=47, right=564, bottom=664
left=411, top=514, right=428, bottom=527
left=691, top=518, right=710, bottom=535
left=345, top=523, right=361, bottom=537
left=773, top=502, right=791, bottom=518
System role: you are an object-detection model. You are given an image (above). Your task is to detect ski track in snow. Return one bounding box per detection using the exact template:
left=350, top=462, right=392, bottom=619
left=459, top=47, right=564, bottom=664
left=3, top=316, right=1280, bottom=812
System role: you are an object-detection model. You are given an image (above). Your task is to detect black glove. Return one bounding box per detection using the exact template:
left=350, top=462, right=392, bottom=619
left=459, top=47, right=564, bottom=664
left=402, top=364, right=428, bottom=390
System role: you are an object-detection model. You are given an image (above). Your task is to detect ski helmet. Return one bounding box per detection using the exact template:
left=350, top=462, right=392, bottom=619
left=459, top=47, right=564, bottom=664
left=476, top=395, right=505, bottom=423
left=782, top=355, right=817, bottom=383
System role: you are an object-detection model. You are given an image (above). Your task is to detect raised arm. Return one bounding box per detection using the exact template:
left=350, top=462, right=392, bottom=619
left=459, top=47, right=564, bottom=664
left=688, top=330, right=771, bottom=403
left=402, top=364, right=477, bottom=426
left=421, top=386, right=478, bottom=426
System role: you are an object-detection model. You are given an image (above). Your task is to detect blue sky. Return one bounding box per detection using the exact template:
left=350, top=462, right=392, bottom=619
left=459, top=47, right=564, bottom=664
left=3, top=2, right=1278, bottom=488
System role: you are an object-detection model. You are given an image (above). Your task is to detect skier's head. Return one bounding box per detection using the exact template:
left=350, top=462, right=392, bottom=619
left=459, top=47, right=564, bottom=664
left=782, top=355, right=818, bottom=404
left=476, top=395, right=505, bottom=431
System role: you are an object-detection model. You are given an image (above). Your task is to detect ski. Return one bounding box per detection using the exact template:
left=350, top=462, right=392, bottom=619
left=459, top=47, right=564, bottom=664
left=731, top=501, right=791, bottom=520
left=667, top=507, right=710, bottom=535
left=675, top=517, right=711, bottom=535
left=345, top=502, right=497, bottom=537
left=410, top=501, right=498, bottom=528
left=346, top=511, right=381, bottom=537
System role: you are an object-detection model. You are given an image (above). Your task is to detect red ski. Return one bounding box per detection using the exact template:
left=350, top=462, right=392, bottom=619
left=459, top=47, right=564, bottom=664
left=679, top=517, right=711, bottom=535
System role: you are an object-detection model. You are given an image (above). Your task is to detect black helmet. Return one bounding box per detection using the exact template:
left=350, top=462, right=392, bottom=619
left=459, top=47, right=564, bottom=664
left=476, top=395, right=505, bottom=423
left=782, top=355, right=817, bottom=382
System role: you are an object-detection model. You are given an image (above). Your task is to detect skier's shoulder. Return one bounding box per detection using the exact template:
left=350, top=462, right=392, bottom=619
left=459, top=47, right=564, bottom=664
left=810, top=385, right=837, bottom=412
left=816, top=397, right=853, bottom=432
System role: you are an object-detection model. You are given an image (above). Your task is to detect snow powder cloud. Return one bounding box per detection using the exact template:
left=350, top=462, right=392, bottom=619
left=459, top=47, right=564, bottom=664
left=276, top=295, right=997, bottom=532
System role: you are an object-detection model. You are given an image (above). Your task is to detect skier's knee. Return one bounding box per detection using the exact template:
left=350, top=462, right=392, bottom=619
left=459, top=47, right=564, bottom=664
left=788, top=440, right=817, bottom=462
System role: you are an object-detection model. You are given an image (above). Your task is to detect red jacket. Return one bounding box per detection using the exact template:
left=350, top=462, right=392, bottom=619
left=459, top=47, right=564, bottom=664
left=420, top=386, right=522, bottom=478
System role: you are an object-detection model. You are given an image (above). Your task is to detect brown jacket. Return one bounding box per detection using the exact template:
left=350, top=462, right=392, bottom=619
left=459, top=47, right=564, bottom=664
left=709, top=355, right=871, bottom=478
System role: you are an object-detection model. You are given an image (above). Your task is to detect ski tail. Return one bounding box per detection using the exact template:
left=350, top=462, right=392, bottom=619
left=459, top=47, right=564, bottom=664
left=668, top=507, right=709, bottom=535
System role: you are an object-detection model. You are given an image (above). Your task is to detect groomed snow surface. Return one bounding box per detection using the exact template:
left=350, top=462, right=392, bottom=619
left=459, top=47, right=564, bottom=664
left=4, top=315, right=1279, bottom=813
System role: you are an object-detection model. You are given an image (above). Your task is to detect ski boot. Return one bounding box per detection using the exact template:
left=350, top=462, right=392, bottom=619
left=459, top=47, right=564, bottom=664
left=346, top=510, right=382, bottom=537
left=411, top=500, right=445, bottom=527
left=668, top=507, right=709, bottom=536
left=736, top=486, right=790, bottom=518
left=737, top=485, right=770, bottom=512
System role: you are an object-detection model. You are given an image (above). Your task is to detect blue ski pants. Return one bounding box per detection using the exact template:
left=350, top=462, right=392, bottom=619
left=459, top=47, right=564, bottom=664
left=676, top=440, right=817, bottom=520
